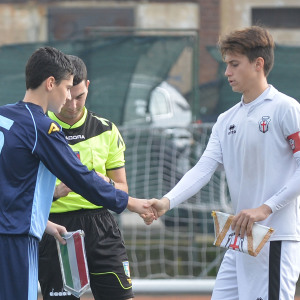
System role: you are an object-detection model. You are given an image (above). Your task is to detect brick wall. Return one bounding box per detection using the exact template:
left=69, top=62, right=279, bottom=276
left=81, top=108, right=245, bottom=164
left=198, top=0, right=220, bottom=83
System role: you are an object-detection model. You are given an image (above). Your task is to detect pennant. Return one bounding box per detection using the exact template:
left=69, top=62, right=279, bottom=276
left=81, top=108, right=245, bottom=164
left=56, top=230, right=90, bottom=298
left=211, top=211, right=274, bottom=257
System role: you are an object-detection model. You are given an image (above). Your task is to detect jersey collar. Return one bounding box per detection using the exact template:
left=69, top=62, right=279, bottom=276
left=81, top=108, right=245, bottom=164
left=48, top=107, right=88, bottom=129
left=240, top=84, right=277, bottom=108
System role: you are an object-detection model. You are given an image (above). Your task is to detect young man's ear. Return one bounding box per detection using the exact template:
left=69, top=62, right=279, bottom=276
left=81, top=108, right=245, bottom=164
left=255, top=57, right=264, bottom=71
left=45, top=76, right=56, bottom=91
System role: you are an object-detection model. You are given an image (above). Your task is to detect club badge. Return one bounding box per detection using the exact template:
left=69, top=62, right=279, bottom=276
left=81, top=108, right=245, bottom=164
left=123, top=261, right=131, bottom=278
left=74, top=151, right=81, bottom=160
left=258, top=116, right=271, bottom=133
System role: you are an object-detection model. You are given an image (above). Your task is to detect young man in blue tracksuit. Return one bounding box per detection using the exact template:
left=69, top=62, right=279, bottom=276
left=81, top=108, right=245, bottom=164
left=0, top=46, right=155, bottom=300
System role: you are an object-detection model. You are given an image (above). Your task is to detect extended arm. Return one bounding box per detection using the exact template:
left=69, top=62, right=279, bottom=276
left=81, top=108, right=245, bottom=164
left=164, top=156, right=219, bottom=209
left=143, top=156, right=219, bottom=223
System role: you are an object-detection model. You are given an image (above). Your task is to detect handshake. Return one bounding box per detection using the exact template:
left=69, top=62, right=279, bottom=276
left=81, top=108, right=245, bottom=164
left=53, top=180, right=168, bottom=225
left=127, top=196, right=171, bottom=225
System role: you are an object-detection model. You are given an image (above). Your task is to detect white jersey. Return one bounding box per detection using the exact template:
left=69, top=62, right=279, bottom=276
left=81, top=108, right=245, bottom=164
left=203, top=85, right=300, bottom=240
left=166, top=85, right=300, bottom=241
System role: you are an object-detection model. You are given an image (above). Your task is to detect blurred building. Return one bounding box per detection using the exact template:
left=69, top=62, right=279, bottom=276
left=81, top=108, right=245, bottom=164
left=0, top=0, right=215, bottom=86
left=0, top=0, right=299, bottom=120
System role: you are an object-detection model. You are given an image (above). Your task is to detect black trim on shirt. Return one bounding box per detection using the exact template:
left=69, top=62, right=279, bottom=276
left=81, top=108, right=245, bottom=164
left=107, top=166, right=125, bottom=171
left=63, top=111, right=112, bottom=145
left=268, top=240, right=281, bottom=300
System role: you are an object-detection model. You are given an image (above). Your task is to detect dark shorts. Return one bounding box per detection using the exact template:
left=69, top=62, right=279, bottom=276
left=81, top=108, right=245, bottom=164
left=39, top=208, right=134, bottom=300
left=0, top=234, right=39, bottom=300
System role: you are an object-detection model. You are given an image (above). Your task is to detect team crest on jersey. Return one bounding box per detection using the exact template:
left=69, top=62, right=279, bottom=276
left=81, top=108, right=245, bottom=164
left=74, top=151, right=81, bottom=160
left=123, top=261, right=131, bottom=278
left=258, top=116, right=271, bottom=133
left=228, top=124, right=236, bottom=135
left=48, top=122, right=60, bottom=134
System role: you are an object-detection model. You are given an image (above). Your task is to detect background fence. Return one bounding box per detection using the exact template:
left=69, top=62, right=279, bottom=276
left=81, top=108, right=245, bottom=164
left=2, top=36, right=300, bottom=293
left=0, top=32, right=199, bottom=126
left=117, top=123, right=232, bottom=285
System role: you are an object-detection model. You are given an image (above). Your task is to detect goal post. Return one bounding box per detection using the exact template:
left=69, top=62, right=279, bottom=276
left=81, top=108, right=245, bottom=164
left=132, top=278, right=216, bottom=294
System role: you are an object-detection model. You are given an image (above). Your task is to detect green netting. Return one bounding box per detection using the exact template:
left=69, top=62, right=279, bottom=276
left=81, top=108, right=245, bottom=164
left=0, top=41, right=88, bottom=105
left=207, top=45, right=300, bottom=117
left=0, top=36, right=194, bottom=125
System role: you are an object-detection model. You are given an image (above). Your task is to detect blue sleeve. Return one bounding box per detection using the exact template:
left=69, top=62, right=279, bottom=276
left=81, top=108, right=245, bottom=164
left=34, top=120, right=128, bottom=214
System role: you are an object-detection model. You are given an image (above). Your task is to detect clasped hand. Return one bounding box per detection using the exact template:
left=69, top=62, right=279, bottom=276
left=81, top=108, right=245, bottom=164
left=137, top=197, right=170, bottom=225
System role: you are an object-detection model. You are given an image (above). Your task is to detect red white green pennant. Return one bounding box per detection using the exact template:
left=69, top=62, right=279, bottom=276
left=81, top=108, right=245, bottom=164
left=57, top=230, right=90, bottom=298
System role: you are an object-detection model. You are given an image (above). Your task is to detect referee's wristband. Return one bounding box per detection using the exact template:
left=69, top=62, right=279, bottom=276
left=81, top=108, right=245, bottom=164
left=109, top=178, right=115, bottom=187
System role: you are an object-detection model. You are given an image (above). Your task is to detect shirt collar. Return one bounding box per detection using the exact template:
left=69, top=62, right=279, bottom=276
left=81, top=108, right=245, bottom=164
left=48, top=107, right=87, bottom=129
left=240, top=84, right=277, bottom=108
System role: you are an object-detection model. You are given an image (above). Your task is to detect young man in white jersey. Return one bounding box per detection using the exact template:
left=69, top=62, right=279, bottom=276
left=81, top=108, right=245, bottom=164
left=143, top=26, right=300, bottom=299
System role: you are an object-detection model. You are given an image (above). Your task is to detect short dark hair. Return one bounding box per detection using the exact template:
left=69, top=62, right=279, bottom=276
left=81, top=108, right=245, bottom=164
left=218, top=26, right=275, bottom=76
left=25, top=46, right=74, bottom=90
left=67, top=55, right=87, bottom=86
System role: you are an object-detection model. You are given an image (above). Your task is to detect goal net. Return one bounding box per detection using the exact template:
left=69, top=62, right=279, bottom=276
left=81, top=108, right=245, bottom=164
left=118, top=123, right=233, bottom=293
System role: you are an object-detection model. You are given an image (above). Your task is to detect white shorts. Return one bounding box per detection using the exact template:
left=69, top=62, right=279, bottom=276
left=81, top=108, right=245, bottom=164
left=212, top=240, right=300, bottom=300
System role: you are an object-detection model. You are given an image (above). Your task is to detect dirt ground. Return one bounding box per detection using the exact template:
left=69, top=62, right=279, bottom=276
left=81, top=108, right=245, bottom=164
left=37, top=294, right=209, bottom=300
left=38, top=293, right=300, bottom=300
left=38, top=281, right=300, bottom=299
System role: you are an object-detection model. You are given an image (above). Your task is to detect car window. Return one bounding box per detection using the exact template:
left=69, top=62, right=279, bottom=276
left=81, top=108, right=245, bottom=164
left=150, top=87, right=171, bottom=116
